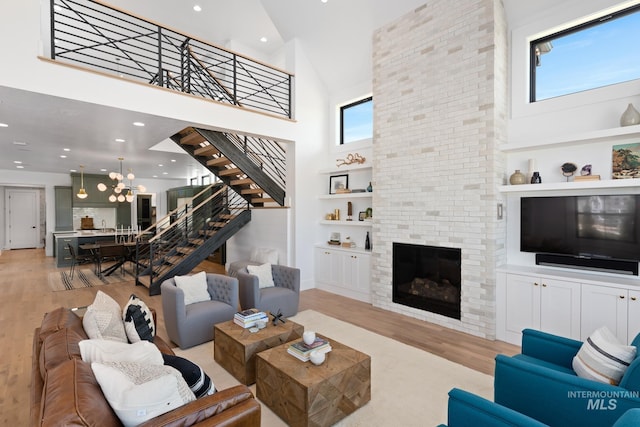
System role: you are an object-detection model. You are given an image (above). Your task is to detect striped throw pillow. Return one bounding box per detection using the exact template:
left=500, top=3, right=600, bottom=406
left=572, top=326, right=637, bottom=385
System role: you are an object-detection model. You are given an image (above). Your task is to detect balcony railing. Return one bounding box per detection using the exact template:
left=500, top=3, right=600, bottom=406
left=50, top=0, right=294, bottom=118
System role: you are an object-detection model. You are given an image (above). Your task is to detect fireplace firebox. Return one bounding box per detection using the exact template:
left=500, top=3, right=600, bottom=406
left=392, top=243, right=461, bottom=320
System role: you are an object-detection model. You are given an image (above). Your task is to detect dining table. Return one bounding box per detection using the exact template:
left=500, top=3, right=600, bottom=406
left=78, top=241, right=136, bottom=277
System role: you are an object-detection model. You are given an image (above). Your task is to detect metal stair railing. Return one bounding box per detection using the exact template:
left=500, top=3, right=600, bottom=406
left=133, top=184, right=250, bottom=294
left=49, top=0, right=294, bottom=118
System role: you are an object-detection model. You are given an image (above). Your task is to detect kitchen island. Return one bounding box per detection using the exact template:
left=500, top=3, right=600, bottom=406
left=53, top=230, right=123, bottom=267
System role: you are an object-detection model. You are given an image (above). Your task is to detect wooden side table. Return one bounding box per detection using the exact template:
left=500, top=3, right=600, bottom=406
left=256, top=335, right=371, bottom=427
left=213, top=318, right=303, bottom=385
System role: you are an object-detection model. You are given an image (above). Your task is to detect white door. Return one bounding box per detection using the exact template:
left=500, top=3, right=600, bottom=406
left=7, top=189, right=40, bottom=249
left=581, top=283, right=628, bottom=343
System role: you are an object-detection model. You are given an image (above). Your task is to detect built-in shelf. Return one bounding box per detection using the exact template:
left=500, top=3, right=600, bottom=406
left=319, top=164, right=372, bottom=174
left=315, top=243, right=372, bottom=254
left=318, top=192, right=372, bottom=199
left=500, top=124, right=640, bottom=153
left=499, top=178, right=640, bottom=193
left=319, top=220, right=373, bottom=226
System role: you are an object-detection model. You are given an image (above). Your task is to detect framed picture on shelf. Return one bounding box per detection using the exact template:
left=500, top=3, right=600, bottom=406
left=358, top=211, right=366, bottom=221
left=329, top=174, right=349, bottom=194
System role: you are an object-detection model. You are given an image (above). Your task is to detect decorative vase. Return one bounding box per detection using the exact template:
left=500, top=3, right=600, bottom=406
left=309, top=350, right=326, bottom=365
left=620, top=103, right=640, bottom=127
left=303, top=331, right=316, bottom=346
left=530, top=172, right=542, bottom=184
left=365, top=231, right=371, bottom=250
left=366, top=182, right=373, bottom=192
left=509, top=169, right=526, bottom=185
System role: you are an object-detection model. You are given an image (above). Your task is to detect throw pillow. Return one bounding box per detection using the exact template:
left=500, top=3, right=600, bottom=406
left=92, top=361, right=195, bottom=427
left=79, top=339, right=163, bottom=366
left=247, top=263, right=275, bottom=288
left=122, top=294, right=155, bottom=343
left=162, top=354, right=215, bottom=398
left=82, top=290, right=128, bottom=343
left=174, top=271, right=211, bottom=305
left=573, top=326, right=637, bottom=385
left=250, top=247, right=279, bottom=265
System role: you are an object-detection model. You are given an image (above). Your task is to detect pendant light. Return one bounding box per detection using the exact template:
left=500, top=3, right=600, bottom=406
left=97, top=157, right=146, bottom=203
left=76, top=165, right=88, bottom=199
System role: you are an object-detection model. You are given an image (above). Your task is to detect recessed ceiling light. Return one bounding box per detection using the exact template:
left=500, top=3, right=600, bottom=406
left=60, top=155, right=67, bottom=158
left=13, top=141, right=27, bottom=146
left=100, top=168, right=107, bottom=172
left=63, top=148, right=71, bottom=151
left=158, top=164, right=164, bottom=167
left=13, top=160, right=22, bottom=164
left=193, top=4, right=202, bottom=12
left=321, top=0, right=328, bottom=3
left=133, top=122, right=145, bottom=127
left=171, top=159, right=176, bottom=162
left=115, top=138, right=125, bottom=142
left=16, top=165, right=24, bottom=169
left=70, top=169, right=77, bottom=173
left=153, top=175, right=158, bottom=178
left=162, top=172, right=168, bottom=175
left=0, top=123, right=8, bottom=127
left=260, top=37, right=268, bottom=43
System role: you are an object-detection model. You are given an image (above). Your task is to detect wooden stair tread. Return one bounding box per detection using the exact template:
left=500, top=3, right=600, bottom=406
left=231, top=178, right=254, bottom=186
left=218, top=167, right=241, bottom=177
left=188, top=238, right=205, bottom=245
left=252, top=197, right=275, bottom=204
left=176, top=247, right=196, bottom=255
left=181, top=131, right=205, bottom=146
left=199, top=229, right=217, bottom=237
left=195, top=145, right=219, bottom=156
left=207, top=157, right=232, bottom=167
left=164, top=255, right=184, bottom=265
left=241, top=188, right=263, bottom=195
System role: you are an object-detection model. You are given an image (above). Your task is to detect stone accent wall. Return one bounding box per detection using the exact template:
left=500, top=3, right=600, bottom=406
left=371, top=0, right=508, bottom=338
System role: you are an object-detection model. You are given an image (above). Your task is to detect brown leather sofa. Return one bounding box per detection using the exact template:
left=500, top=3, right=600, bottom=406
left=30, top=307, right=261, bottom=426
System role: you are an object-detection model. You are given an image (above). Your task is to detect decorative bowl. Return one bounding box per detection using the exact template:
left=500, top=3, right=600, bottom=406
left=310, top=350, right=326, bottom=365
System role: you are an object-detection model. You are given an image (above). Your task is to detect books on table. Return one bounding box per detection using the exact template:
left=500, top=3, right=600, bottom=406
left=287, top=337, right=332, bottom=362
left=234, top=309, right=268, bottom=328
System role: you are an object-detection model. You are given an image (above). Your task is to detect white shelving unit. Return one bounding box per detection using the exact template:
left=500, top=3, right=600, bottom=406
left=318, top=164, right=372, bottom=174
left=319, top=220, right=372, bottom=227
left=318, top=192, right=371, bottom=200
left=500, top=124, right=640, bottom=153
left=499, top=178, right=640, bottom=193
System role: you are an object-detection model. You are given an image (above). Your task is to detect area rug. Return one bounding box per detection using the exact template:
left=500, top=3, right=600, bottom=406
left=47, top=267, right=133, bottom=291
left=175, top=310, right=494, bottom=427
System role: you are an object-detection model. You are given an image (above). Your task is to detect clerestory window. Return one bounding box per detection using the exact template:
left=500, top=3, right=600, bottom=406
left=340, top=97, right=373, bottom=145
left=530, top=4, right=640, bottom=102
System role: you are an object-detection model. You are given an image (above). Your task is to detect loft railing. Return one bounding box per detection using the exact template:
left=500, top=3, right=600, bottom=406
left=49, top=0, right=294, bottom=118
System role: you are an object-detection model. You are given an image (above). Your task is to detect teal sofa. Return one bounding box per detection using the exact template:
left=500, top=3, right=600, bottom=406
left=494, top=329, right=640, bottom=427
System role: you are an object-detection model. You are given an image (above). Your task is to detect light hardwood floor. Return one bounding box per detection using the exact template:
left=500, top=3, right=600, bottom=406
left=1, top=248, right=518, bottom=426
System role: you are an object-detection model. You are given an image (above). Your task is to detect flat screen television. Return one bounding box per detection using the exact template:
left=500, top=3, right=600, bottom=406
left=521, top=195, right=640, bottom=272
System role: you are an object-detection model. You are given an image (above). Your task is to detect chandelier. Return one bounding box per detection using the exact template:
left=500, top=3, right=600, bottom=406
left=97, top=157, right=146, bottom=203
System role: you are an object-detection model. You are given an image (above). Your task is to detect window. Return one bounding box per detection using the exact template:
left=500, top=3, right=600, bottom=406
left=530, top=5, right=640, bottom=102
left=340, top=97, right=373, bottom=145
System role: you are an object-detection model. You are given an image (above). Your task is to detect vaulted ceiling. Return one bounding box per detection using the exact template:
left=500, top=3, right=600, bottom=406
left=0, top=0, right=561, bottom=180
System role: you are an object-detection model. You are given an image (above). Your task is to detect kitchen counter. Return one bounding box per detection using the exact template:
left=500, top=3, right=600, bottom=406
left=53, top=231, right=124, bottom=267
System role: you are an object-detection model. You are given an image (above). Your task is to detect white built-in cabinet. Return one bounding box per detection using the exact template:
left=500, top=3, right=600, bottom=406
left=581, top=284, right=640, bottom=345
left=497, top=267, right=640, bottom=346
left=500, top=273, right=581, bottom=344
left=314, top=245, right=371, bottom=303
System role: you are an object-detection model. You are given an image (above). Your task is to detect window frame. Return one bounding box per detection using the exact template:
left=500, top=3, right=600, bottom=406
left=529, top=3, right=640, bottom=103
left=339, top=96, right=373, bottom=145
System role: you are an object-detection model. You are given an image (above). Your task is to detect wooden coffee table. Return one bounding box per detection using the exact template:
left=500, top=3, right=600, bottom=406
left=214, top=318, right=303, bottom=385
left=256, top=335, right=371, bottom=427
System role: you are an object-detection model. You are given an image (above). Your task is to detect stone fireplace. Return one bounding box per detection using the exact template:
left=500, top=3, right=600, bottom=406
left=370, top=0, right=508, bottom=339
left=393, top=243, right=461, bottom=319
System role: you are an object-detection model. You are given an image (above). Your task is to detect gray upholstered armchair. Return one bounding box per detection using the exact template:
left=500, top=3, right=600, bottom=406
left=161, top=273, right=238, bottom=349
left=237, top=264, right=300, bottom=318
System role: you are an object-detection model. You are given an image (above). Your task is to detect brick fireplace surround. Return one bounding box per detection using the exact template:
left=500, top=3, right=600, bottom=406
left=370, top=0, right=508, bottom=339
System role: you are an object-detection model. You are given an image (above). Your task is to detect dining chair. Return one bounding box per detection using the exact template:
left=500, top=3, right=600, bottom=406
left=67, top=243, right=94, bottom=280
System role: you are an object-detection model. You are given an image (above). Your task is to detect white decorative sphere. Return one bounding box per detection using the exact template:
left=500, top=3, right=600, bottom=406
left=309, top=350, right=325, bottom=365
left=303, top=331, right=316, bottom=346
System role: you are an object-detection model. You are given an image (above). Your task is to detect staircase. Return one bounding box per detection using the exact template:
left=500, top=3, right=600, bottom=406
left=171, top=127, right=286, bottom=207
left=134, top=184, right=250, bottom=295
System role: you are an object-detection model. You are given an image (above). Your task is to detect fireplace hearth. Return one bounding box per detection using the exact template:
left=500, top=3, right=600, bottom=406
left=392, top=243, right=461, bottom=320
